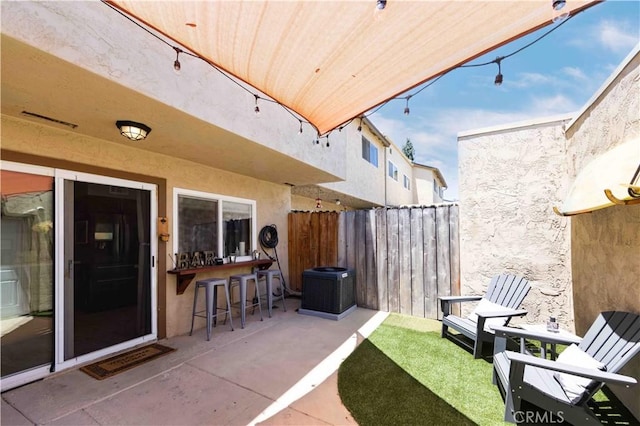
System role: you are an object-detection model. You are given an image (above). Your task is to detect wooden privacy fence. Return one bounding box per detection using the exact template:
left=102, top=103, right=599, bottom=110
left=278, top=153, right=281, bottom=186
left=288, top=205, right=460, bottom=319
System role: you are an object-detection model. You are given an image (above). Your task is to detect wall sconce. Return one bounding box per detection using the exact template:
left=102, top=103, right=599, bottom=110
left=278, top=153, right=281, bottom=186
left=116, top=120, right=151, bottom=141
left=158, top=217, right=170, bottom=242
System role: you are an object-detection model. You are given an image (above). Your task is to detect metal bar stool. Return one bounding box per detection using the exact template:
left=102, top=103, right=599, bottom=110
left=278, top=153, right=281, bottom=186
left=190, top=277, right=234, bottom=341
left=257, top=269, right=287, bottom=317
left=229, top=272, right=263, bottom=328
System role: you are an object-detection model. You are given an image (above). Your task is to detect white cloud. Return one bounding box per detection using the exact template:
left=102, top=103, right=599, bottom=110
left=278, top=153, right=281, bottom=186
left=566, top=18, right=639, bottom=54
left=597, top=20, right=638, bottom=53
left=509, top=72, right=552, bottom=89
left=561, top=66, right=588, bottom=81
left=529, top=94, right=579, bottom=115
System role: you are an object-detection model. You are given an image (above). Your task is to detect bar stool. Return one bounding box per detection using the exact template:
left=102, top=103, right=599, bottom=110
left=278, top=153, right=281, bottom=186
left=229, top=272, right=263, bottom=328
left=257, top=269, right=287, bottom=317
left=190, top=277, right=234, bottom=341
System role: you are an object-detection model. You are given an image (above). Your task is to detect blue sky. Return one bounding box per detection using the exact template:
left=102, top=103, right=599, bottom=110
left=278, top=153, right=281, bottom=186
left=370, top=0, right=639, bottom=201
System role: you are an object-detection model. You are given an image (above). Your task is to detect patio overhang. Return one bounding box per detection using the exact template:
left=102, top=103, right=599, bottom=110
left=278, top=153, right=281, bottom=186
left=554, top=139, right=640, bottom=216
left=106, top=0, right=600, bottom=136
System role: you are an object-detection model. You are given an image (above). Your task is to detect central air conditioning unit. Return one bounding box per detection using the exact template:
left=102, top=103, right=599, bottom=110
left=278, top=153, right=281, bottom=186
left=300, top=267, right=356, bottom=319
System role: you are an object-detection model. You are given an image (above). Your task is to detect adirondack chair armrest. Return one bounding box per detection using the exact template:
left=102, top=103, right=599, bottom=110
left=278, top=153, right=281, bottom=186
left=438, top=295, right=482, bottom=303
left=438, top=295, right=482, bottom=316
left=492, top=325, right=583, bottom=346
left=505, top=351, right=638, bottom=386
left=476, top=309, right=527, bottom=319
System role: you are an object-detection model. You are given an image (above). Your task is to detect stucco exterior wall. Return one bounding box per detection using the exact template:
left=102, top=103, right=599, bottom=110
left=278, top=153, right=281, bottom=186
left=2, top=114, right=291, bottom=338
left=413, top=167, right=442, bottom=205
left=564, top=49, right=639, bottom=418
left=458, top=118, right=573, bottom=327
left=384, top=143, right=414, bottom=206
left=320, top=124, right=387, bottom=206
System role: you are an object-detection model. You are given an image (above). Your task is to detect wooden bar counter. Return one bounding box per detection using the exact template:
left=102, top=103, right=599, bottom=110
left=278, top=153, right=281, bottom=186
left=168, top=258, right=273, bottom=295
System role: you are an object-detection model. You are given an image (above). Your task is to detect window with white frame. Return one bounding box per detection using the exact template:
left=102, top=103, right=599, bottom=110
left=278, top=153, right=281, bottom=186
left=175, top=189, right=256, bottom=263
left=361, top=136, right=378, bottom=167
left=403, top=174, right=410, bottom=190
left=388, top=161, right=398, bottom=180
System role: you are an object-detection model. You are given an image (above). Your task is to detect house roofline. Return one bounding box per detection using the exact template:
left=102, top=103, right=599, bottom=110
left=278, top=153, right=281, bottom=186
left=361, top=116, right=390, bottom=147
left=412, top=162, right=448, bottom=189
left=565, top=43, right=640, bottom=133
left=457, top=112, right=575, bottom=139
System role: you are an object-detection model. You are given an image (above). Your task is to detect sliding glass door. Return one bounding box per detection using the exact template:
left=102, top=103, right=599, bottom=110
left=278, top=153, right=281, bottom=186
left=1, top=166, right=55, bottom=379
left=63, top=180, right=153, bottom=359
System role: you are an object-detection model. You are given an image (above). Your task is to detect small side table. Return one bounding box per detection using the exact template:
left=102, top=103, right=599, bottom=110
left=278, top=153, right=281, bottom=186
left=519, top=324, right=582, bottom=360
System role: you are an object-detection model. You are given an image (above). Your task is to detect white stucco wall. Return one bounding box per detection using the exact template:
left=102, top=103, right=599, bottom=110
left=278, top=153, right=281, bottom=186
left=385, top=143, right=414, bottom=206
left=413, top=166, right=444, bottom=205
left=458, top=116, right=574, bottom=327
left=320, top=122, right=387, bottom=206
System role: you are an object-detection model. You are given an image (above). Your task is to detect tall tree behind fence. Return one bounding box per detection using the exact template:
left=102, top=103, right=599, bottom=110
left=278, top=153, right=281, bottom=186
left=288, top=205, right=459, bottom=319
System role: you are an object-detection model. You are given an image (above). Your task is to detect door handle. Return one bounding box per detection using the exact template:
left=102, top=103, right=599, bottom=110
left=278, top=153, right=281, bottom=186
left=66, top=259, right=73, bottom=279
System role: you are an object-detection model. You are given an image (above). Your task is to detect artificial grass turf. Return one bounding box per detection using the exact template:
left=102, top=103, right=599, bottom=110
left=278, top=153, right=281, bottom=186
left=338, top=313, right=508, bottom=426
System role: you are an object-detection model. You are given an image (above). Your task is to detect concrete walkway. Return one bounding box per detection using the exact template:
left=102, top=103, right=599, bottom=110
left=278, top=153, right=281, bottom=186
left=2, top=299, right=387, bottom=425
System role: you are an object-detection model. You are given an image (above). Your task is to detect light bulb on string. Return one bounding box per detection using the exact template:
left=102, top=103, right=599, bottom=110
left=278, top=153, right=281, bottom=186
left=326, top=134, right=330, bottom=148
left=254, top=95, right=260, bottom=116
left=551, top=0, right=569, bottom=23
left=373, top=0, right=387, bottom=21
left=298, top=120, right=303, bottom=135
left=494, top=57, right=503, bottom=86
left=173, top=47, right=182, bottom=74
left=404, top=96, right=411, bottom=115
left=357, top=118, right=362, bottom=132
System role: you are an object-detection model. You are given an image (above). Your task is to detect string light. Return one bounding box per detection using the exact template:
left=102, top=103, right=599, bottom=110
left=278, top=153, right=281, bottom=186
left=357, top=118, right=362, bottom=132
left=552, top=0, right=569, bottom=23
left=298, top=120, right=303, bottom=134
left=254, top=95, right=260, bottom=115
left=494, top=57, right=503, bottom=86
left=173, top=47, right=182, bottom=73
left=376, top=0, right=387, bottom=10
left=326, top=134, right=330, bottom=147
left=403, top=96, right=411, bottom=115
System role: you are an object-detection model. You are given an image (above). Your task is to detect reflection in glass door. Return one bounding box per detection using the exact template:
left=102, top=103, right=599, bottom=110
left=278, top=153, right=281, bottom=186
left=64, top=181, right=152, bottom=359
left=0, top=169, right=54, bottom=377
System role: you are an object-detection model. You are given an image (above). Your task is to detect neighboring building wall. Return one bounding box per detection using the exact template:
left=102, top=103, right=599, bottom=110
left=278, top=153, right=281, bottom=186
left=321, top=122, right=387, bottom=206
left=564, top=49, right=639, bottom=419
left=2, top=115, right=291, bottom=339
left=413, top=164, right=447, bottom=204
left=384, top=142, right=414, bottom=206
left=458, top=116, right=573, bottom=327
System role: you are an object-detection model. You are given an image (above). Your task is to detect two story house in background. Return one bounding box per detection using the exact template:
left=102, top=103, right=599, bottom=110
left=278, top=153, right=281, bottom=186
left=0, top=1, right=447, bottom=391
left=292, top=116, right=448, bottom=211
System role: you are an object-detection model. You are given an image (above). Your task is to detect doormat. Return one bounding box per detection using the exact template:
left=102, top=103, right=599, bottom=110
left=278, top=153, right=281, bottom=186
left=80, top=344, right=176, bottom=380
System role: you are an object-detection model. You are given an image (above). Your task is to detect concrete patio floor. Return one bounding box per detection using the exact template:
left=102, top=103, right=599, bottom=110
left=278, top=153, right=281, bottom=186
left=1, top=298, right=388, bottom=425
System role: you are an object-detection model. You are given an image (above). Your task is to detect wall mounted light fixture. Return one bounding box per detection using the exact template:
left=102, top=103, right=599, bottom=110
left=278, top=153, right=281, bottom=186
left=116, top=120, right=151, bottom=141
